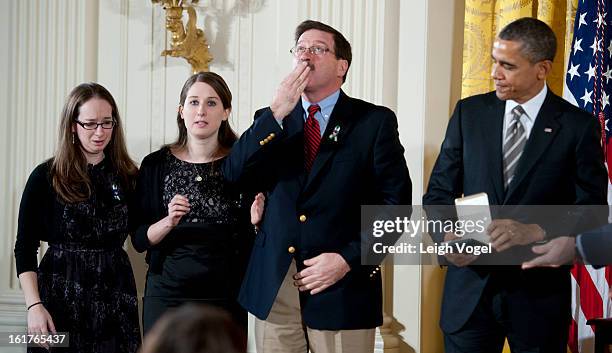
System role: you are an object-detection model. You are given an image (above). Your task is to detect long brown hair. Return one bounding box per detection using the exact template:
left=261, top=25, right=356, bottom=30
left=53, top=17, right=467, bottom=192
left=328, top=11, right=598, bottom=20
left=168, top=72, right=237, bottom=158
left=51, top=82, right=137, bottom=203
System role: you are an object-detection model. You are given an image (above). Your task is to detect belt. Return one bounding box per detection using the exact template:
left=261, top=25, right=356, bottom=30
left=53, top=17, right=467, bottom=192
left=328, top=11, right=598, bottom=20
left=48, top=240, right=124, bottom=252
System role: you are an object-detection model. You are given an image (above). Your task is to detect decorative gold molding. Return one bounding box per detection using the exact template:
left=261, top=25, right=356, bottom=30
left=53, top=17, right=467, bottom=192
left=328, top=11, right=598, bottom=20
left=153, top=0, right=213, bottom=73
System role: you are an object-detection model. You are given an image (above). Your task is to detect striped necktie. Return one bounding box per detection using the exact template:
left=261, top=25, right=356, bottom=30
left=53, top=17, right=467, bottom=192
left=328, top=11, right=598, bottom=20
left=503, top=105, right=527, bottom=188
left=304, top=104, right=321, bottom=172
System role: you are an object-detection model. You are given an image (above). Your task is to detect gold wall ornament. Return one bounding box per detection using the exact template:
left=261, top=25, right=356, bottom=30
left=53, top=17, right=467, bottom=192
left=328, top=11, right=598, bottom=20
left=152, top=0, right=213, bottom=73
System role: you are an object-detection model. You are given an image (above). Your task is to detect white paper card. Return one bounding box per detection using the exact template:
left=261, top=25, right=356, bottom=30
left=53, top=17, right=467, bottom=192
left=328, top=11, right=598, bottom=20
left=453, top=192, right=492, bottom=244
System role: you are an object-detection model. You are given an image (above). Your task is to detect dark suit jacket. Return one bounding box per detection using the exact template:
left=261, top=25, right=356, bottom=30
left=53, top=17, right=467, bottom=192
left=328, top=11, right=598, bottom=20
left=223, top=90, right=412, bottom=329
left=423, top=89, right=607, bottom=333
left=578, top=225, right=612, bottom=266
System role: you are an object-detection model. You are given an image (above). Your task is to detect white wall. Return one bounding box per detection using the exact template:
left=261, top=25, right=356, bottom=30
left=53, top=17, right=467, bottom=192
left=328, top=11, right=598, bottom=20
left=0, top=1, right=461, bottom=352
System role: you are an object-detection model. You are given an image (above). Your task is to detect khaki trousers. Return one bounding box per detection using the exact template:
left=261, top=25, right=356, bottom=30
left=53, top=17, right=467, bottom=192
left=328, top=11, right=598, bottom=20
left=254, top=260, right=375, bottom=353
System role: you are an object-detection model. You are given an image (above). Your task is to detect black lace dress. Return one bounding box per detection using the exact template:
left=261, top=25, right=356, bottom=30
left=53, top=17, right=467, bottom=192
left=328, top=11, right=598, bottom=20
left=136, top=150, right=252, bottom=335
left=14, top=159, right=140, bottom=353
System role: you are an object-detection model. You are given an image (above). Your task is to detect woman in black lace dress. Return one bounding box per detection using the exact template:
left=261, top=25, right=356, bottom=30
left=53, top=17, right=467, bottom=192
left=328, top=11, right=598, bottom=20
left=131, top=72, right=255, bottom=336
left=14, top=83, right=140, bottom=352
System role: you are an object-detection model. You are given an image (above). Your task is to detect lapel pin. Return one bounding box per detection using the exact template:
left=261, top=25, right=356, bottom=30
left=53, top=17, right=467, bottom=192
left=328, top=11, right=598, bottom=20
left=544, top=128, right=553, bottom=133
left=328, top=125, right=341, bottom=142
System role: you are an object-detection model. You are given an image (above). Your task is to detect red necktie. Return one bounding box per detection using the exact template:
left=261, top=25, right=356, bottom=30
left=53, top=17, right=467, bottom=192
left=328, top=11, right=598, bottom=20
left=304, top=104, right=321, bottom=172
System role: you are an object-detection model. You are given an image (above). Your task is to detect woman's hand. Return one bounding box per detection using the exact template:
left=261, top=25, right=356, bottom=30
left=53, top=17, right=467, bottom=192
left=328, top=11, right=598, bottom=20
left=147, top=194, right=191, bottom=246
left=166, top=194, right=190, bottom=227
left=27, top=304, right=56, bottom=350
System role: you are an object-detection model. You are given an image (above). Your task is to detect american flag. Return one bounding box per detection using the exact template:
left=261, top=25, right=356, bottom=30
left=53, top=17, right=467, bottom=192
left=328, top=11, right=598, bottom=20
left=563, top=1, right=612, bottom=352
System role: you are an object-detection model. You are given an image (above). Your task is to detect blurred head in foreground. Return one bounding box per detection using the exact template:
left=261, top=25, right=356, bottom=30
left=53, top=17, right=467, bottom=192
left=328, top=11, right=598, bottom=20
left=140, top=303, right=246, bottom=353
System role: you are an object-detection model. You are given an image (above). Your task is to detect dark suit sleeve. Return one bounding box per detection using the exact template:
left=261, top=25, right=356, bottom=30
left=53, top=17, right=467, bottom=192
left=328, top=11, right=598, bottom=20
left=223, top=108, right=286, bottom=187
left=372, top=109, right=412, bottom=205
left=577, top=226, right=612, bottom=267
left=551, top=113, right=609, bottom=239
left=339, top=109, right=412, bottom=267
left=573, top=114, right=609, bottom=258
left=423, top=102, right=464, bottom=243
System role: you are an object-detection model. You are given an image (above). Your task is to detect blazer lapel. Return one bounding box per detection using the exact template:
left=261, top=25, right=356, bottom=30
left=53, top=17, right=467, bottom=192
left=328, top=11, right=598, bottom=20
left=483, top=96, right=506, bottom=204
left=504, top=91, right=561, bottom=201
left=284, top=103, right=305, bottom=138
left=303, top=91, right=355, bottom=193
left=284, top=103, right=308, bottom=188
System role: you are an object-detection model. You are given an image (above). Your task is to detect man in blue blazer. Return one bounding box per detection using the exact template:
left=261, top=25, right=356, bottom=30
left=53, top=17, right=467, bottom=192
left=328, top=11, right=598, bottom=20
left=423, top=18, right=607, bottom=352
left=224, top=20, right=411, bottom=352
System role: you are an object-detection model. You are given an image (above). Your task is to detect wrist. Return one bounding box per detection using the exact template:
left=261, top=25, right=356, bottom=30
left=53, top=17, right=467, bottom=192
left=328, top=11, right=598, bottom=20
left=27, top=301, right=43, bottom=311
left=531, top=224, right=546, bottom=242
left=335, top=253, right=351, bottom=272
left=270, top=105, right=287, bottom=120
left=270, top=104, right=279, bottom=117
left=163, top=216, right=176, bottom=229
left=271, top=110, right=282, bottom=120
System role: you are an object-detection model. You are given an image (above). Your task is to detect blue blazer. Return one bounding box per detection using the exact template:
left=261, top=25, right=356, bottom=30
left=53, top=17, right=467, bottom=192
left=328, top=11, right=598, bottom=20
left=423, top=90, right=607, bottom=333
left=224, top=90, right=412, bottom=330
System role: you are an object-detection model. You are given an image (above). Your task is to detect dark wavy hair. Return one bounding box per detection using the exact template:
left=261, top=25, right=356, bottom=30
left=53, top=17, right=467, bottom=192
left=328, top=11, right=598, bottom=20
left=168, top=72, right=237, bottom=158
left=50, top=82, right=137, bottom=203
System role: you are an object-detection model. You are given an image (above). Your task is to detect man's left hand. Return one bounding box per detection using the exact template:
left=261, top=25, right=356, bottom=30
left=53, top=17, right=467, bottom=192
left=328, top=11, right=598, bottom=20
left=293, top=253, right=350, bottom=295
left=250, top=192, right=265, bottom=226
left=488, top=219, right=545, bottom=252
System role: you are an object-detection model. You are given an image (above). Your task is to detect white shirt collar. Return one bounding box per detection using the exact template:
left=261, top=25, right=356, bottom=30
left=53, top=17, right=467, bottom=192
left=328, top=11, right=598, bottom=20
left=504, top=84, right=548, bottom=123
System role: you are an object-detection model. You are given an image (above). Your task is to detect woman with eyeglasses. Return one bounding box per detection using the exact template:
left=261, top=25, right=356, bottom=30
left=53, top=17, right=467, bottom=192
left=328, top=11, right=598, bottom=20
left=131, top=72, right=258, bottom=336
left=14, top=83, right=140, bottom=352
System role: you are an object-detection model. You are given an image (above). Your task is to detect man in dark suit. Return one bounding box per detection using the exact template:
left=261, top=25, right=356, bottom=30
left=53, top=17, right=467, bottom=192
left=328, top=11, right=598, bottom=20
left=224, top=20, right=411, bottom=352
left=423, top=18, right=607, bottom=352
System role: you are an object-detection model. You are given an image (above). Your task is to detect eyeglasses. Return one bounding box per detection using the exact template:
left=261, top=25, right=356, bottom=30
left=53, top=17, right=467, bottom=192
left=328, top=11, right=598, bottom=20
left=75, top=120, right=116, bottom=130
left=289, top=46, right=334, bottom=57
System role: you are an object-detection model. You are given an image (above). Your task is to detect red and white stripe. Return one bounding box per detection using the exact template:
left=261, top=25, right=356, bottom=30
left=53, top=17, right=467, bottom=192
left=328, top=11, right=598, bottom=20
left=570, top=263, right=611, bottom=352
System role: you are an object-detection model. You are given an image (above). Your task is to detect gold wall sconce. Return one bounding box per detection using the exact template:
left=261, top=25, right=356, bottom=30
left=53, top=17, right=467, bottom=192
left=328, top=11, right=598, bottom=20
left=152, top=0, right=213, bottom=73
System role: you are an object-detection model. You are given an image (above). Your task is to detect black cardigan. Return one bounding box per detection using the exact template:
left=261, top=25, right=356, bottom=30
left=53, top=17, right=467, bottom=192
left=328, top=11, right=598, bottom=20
left=15, top=158, right=132, bottom=275
left=14, top=161, right=56, bottom=275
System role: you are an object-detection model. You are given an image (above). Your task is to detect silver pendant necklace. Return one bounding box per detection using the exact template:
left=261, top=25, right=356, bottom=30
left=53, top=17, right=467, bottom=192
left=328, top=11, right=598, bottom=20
left=193, top=163, right=204, bottom=182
